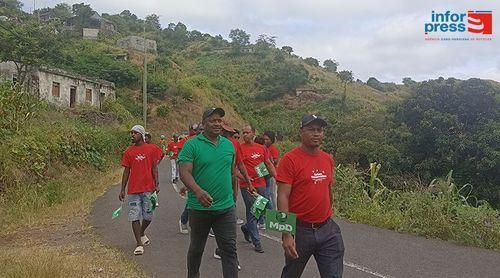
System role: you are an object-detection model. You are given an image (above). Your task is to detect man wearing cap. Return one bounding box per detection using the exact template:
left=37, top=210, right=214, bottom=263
left=178, top=108, right=239, bottom=278
left=277, top=115, right=344, bottom=278
left=119, top=125, right=161, bottom=256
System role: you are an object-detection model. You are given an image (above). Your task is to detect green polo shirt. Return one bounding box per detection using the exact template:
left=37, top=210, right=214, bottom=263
left=177, top=133, right=235, bottom=211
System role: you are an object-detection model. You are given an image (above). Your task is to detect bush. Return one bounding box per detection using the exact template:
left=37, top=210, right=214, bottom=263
left=0, top=82, right=39, bottom=133
left=100, top=99, right=133, bottom=124
left=176, top=75, right=211, bottom=101
left=333, top=164, right=500, bottom=250
left=156, top=105, right=170, bottom=118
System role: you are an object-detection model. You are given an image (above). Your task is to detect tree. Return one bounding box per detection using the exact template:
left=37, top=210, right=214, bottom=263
left=0, top=0, right=23, bottom=11
left=0, top=17, right=60, bottom=86
left=337, top=70, right=354, bottom=106
left=145, top=14, right=161, bottom=30
left=323, top=59, right=338, bottom=73
left=402, top=77, right=417, bottom=87
left=257, top=62, right=308, bottom=100
left=229, top=28, right=250, bottom=54
left=254, top=34, right=276, bottom=57
left=281, top=46, right=293, bottom=55
left=396, top=78, right=500, bottom=206
left=71, top=3, right=98, bottom=29
left=304, top=57, right=319, bottom=67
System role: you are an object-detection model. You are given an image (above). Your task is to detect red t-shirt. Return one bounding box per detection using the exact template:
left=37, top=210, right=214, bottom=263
left=121, top=144, right=158, bottom=194
left=268, top=144, right=280, bottom=164
left=276, top=147, right=335, bottom=223
left=179, top=134, right=196, bottom=148
left=239, top=143, right=269, bottom=188
left=229, top=137, right=243, bottom=164
left=167, top=141, right=182, bottom=160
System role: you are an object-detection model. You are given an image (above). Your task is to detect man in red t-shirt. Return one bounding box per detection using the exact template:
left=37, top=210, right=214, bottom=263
left=239, top=125, right=276, bottom=253
left=167, top=133, right=182, bottom=184
left=277, top=115, right=344, bottom=278
left=119, top=125, right=160, bottom=256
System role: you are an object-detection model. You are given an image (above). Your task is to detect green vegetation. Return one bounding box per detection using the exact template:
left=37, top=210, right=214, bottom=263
left=334, top=164, right=500, bottom=249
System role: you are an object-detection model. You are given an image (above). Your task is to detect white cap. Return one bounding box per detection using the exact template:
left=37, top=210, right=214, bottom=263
left=131, top=125, right=146, bottom=140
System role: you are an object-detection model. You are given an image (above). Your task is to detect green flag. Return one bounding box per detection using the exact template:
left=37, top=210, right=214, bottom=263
left=265, top=210, right=296, bottom=235
left=250, top=194, right=269, bottom=218
left=254, top=162, right=270, bottom=178
left=111, top=205, right=122, bottom=219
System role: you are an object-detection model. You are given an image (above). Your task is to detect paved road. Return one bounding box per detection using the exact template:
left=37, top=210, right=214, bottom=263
left=91, top=160, right=500, bottom=278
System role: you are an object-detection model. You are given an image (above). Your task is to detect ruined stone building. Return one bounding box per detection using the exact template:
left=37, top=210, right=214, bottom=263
left=0, top=61, right=115, bottom=109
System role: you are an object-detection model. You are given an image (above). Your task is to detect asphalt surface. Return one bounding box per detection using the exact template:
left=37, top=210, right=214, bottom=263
left=91, top=160, right=500, bottom=278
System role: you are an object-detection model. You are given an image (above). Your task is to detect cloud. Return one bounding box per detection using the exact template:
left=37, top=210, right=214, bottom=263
left=26, top=0, right=500, bottom=82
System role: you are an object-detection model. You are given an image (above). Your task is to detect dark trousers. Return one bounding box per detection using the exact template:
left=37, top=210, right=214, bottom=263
left=187, top=206, right=238, bottom=278
left=240, top=186, right=266, bottom=247
left=281, top=219, right=344, bottom=278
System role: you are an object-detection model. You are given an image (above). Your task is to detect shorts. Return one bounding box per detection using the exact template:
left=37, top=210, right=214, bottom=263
left=127, top=192, right=153, bottom=222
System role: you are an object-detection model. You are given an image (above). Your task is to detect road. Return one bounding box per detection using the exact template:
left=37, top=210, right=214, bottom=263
left=91, top=160, right=500, bottom=278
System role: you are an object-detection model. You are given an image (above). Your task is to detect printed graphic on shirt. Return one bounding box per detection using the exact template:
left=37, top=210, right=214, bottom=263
left=135, top=154, right=146, bottom=161
left=311, top=170, right=328, bottom=184
left=250, top=152, right=262, bottom=159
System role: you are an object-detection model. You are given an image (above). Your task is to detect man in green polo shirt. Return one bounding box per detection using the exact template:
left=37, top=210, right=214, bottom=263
left=178, top=107, right=239, bottom=278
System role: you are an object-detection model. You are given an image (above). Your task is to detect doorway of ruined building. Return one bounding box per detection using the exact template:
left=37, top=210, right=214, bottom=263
left=70, top=86, right=77, bottom=108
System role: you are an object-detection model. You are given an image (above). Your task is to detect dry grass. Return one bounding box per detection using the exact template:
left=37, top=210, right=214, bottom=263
left=0, top=166, right=145, bottom=277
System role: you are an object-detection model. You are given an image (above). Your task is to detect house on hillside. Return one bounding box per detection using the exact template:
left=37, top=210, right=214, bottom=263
left=0, top=61, right=115, bottom=109
left=65, top=12, right=116, bottom=38
left=117, top=36, right=157, bottom=52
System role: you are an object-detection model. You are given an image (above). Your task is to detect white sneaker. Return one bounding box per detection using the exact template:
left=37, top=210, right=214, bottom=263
left=236, top=218, right=244, bottom=225
left=179, top=220, right=189, bottom=234
left=209, top=229, right=215, bottom=237
left=213, top=248, right=221, bottom=259
left=258, top=223, right=266, bottom=230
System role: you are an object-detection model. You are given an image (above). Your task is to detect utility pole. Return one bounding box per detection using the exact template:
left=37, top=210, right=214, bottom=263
left=142, top=24, right=148, bottom=128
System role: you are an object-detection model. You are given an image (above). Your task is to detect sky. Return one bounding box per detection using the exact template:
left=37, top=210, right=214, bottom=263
left=22, top=0, right=500, bottom=83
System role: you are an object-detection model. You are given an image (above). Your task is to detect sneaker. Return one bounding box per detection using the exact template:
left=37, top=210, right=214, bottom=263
left=213, top=248, right=221, bottom=259
left=240, top=225, right=251, bottom=243
left=238, top=263, right=242, bottom=271
left=257, top=223, right=266, bottom=230
left=209, top=229, right=215, bottom=237
left=236, top=218, right=244, bottom=225
left=179, top=220, right=189, bottom=234
left=254, top=244, right=264, bottom=253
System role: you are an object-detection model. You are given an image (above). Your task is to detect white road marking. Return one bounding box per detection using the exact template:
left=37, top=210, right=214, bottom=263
left=260, top=231, right=394, bottom=278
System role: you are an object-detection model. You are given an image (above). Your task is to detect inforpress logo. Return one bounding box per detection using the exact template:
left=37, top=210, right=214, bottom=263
left=425, top=10, right=493, bottom=41
left=468, top=11, right=493, bottom=34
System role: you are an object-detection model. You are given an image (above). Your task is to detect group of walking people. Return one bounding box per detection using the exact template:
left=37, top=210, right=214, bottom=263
left=118, top=107, right=345, bottom=277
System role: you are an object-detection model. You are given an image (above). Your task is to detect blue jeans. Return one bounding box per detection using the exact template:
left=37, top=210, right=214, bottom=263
left=180, top=203, right=188, bottom=225
left=241, top=186, right=266, bottom=246
left=281, top=218, right=344, bottom=278
left=187, top=206, right=238, bottom=278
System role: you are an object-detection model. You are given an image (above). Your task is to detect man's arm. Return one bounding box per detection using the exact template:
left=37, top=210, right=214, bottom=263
left=179, top=162, right=213, bottom=207
left=119, top=167, right=130, bottom=201
left=237, top=161, right=255, bottom=193
left=231, top=158, right=238, bottom=202
left=277, top=182, right=298, bottom=259
left=153, top=160, right=160, bottom=193
left=264, top=158, right=277, bottom=179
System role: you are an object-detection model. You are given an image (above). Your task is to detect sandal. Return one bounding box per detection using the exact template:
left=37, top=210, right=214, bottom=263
left=134, top=245, right=144, bottom=255
left=141, top=235, right=150, bottom=246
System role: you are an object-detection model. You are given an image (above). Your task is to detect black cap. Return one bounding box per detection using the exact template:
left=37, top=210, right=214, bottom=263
left=300, top=114, right=328, bottom=128
left=202, top=107, right=225, bottom=120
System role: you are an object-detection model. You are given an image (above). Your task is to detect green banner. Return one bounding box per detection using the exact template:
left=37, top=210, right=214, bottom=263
left=149, top=192, right=158, bottom=212
left=254, top=162, right=269, bottom=178
left=265, top=210, right=296, bottom=235
left=250, top=194, right=269, bottom=218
